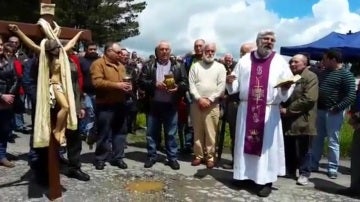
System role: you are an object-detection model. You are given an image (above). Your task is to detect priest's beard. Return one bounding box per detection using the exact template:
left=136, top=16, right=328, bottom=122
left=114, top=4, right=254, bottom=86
left=257, top=47, right=272, bottom=58
left=257, top=45, right=272, bottom=58
left=203, top=55, right=215, bottom=64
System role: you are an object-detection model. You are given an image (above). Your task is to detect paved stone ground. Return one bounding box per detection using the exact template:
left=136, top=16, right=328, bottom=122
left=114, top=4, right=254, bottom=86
left=0, top=116, right=359, bottom=202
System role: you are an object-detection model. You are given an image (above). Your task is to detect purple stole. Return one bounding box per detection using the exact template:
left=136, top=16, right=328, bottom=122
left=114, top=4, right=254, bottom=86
left=244, top=51, right=275, bottom=156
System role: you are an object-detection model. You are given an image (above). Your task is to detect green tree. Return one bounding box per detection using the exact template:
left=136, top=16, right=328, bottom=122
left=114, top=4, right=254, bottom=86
left=54, top=0, right=146, bottom=45
left=0, top=0, right=39, bottom=23
left=0, top=0, right=147, bottom=45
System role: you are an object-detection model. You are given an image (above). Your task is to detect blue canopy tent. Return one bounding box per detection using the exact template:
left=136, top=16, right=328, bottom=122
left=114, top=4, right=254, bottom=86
left=280, top=31, right=360, bottom=62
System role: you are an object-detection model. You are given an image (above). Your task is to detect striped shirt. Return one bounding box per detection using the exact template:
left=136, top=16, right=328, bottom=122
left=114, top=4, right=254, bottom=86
left=318, top=68, right=356, bottom=111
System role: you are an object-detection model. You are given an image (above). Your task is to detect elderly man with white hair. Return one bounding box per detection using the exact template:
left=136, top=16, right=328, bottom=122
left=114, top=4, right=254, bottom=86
left=189, top=42, right=226, bottom=169
left=227, top=30, right=294, bottom=197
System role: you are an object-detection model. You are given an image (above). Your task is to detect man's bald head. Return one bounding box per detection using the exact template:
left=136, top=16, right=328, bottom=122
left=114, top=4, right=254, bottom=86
left=289, top=54, right=308, bottom=74
left=240, top=43, right=256, bottom=57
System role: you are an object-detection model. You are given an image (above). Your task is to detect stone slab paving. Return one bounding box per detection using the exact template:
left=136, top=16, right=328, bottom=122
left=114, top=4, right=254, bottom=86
left=0, top=116, right=359, bottom=201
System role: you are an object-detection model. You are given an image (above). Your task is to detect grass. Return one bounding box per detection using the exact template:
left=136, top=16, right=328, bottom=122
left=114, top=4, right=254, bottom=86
left=129, top=113, right=354, bottom=158
left=336, top=117, right=353, bottom=158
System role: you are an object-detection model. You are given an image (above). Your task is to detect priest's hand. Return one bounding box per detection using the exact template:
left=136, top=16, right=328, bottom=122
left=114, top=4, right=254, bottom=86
left=280, top=82, right=292, bottom=90
left=280, top=107, right=287, bottom=115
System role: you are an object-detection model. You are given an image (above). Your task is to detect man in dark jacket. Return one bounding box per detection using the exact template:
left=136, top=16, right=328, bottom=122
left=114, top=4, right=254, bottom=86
left=139, top=41, right=188, bottom=170
left=79, top=42, right=99, bottom=144
left=179, top=39, right=205, bottom=154
left=79, top=42, right=99, bottom=97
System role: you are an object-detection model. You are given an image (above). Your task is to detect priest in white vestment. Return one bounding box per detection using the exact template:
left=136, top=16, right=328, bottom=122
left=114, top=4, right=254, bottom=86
left=226, top=30, right=294, bottom=197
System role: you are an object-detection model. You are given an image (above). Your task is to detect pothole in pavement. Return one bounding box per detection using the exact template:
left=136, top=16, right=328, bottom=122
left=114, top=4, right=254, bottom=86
left=125, top=180, right=165, bottom=193
left=95, top=169, right=227, bottom=201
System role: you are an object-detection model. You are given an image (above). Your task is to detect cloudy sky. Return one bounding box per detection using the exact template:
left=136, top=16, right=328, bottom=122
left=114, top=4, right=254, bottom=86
left=122, top=0, right=360, bottom=59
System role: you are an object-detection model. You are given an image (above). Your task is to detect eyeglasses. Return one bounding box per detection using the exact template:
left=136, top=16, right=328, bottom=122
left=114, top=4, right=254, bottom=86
left=109, top=49, right=122, bottom=54
left=261, top=37, right=276, bottom=42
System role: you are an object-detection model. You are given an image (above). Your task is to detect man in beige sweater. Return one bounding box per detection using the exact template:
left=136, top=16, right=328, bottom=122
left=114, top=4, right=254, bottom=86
left=189, top=42, right=226, bottom=169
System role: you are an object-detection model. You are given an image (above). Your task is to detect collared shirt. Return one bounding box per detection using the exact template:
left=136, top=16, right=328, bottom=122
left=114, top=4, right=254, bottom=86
left=90, top=56, right=127, bottom=104
left=153, top=61, right=172, bottom=102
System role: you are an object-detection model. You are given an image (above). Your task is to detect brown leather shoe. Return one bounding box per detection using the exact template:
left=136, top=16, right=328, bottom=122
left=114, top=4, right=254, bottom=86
left=206, top=160, right=215, bottom=169
left=191, top=158, right=202, bottom=166
left=0, top=158, right=15, bottom=168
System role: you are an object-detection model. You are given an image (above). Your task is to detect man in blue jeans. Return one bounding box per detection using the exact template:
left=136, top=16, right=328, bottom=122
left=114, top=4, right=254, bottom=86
left=310, top=49, right=355, bottom=179
left=139, top=41, right=188, bottom=170
left=91, top=42, right=132, bottom=170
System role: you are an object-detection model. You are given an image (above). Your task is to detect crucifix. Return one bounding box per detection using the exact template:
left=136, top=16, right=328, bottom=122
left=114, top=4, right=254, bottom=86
left=0, top=0, right=92, bottom=200
left=0, top=0, right=91, bottom=41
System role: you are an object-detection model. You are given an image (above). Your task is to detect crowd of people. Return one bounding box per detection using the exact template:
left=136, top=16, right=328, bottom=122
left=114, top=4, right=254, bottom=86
left=0, top=29, right=359, bottom=198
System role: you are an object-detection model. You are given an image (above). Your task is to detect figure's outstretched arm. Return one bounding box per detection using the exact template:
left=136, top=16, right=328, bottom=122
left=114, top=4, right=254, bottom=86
left=63, top=31, right=83, bottom=52
left=8, top=24, right=41, bottom=54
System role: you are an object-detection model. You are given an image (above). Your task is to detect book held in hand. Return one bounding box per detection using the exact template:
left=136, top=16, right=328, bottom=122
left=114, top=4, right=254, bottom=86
left=274, top=74, right=301, bottom=88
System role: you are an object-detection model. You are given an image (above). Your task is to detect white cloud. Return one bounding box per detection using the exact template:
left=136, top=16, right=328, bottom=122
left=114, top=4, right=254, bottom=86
left=122, top=0, right=360, bottom=60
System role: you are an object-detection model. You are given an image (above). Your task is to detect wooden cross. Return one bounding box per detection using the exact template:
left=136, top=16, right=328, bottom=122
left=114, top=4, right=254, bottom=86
left=0, top=0, right=92, bottom=200
left=0, top=0, right=91, bottom=41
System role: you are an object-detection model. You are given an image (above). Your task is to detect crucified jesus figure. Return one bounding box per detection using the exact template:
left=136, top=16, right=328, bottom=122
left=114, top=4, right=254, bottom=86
left=8, top=23, right=82, bottom=146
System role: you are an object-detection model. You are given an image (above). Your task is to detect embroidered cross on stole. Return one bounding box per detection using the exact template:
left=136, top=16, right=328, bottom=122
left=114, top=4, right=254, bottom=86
left=244, top=51, right=275, bottom=156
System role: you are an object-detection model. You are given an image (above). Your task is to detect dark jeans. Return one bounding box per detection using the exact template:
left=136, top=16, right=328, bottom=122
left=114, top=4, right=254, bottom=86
left=284, top=135, right=313, bottom=177
left=79, top=94, right=96, bottom=138
left=225, top=101, right=238, bottom=160
left=178, top=123, right=193, bottom=150
left=65, top=129, right=82, bottom=169
left=95, top=103, right=128, bottom=163
left=178, top=103, right=193, bottom=150
left=13, top=94, right=25, bottom=130
left=0, top=109, right=14, bottom=159
left=125, top=98, right=138, bottom=133
left=28, top=93, right=37, bottom=165
left=147, top=101, right=178, bottom=161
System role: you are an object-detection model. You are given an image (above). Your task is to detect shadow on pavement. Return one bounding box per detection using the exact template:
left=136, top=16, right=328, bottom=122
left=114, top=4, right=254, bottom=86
left=125, top=150, right=170, bottom=164
left=310, top=177, right=360, bottom=200
left=319, top=163, right=351, bottom=175
left=127, top=141, right=147, bottom=149
left=79, top=152, right=95, bottom=164
left=177, top=152, right=193, bottom=163
left=193, top=168, right=259, bottom=195
left=310, top=177, right=347, bottom=194
left=0, top=168, right=67, bottom=200
left=126, top=150, right=148, bottom=163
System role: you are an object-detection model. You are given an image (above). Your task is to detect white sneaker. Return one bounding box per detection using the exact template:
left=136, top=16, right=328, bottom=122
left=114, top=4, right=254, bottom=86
left=297, top=175, right=309, bottom=185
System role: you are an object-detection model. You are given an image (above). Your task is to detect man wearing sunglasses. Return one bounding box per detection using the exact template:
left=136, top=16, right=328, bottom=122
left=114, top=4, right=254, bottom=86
left=90, top=42, right=132, bottom=170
